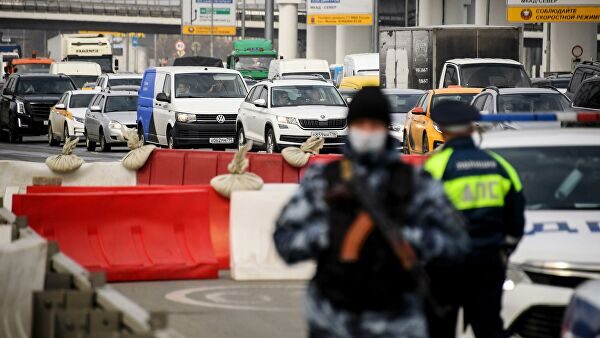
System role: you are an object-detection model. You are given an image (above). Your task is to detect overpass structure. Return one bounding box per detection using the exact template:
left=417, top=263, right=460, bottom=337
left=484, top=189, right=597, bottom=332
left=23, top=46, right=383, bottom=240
left=0, top=0, right=306, bottom=35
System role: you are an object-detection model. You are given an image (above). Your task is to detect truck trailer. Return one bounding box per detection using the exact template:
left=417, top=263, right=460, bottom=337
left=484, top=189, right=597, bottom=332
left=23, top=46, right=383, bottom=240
left=380, top=25, right=524, bottom=90
left=47, top=34, right=116, bottom=73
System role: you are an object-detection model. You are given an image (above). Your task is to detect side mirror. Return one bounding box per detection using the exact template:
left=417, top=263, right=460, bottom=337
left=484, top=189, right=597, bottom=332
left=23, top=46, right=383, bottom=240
left=54, top=103, right=66, bottom=110
left=345, top=97, right=352, bottom=103
left=114, top=59, right=119, bottom=71
left=3, top=66, right=8, bottom=74
left=411, top=107, right=425, bottom=115
left=253, top=98, right=267, bottom=107
left=156, top=92, right=170, bottom=102
left=90, top=105, right=101, bottom=113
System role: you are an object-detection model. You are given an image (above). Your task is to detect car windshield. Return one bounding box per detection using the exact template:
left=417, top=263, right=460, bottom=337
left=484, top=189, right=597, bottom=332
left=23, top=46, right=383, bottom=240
left=16, top=78, right=75, bottom=95
left=497, top=93, right=572, bottom=113
left=175, top=73, right=247, bottom=98
left=104, top=95, right=137, bottom=112
left=431, top=94, right=477, bottom=108
left=385, top=94, right=422, bottom=113
left=493, top=146, right=600, bottom=210
left=13, top=63, right=50, bottom=73
left=282, top=72, right=331, bottom=80
left=271, top=85, right=346, bottom=107
left=70, top=76, right=99, bottom=89
left=235, top=56, right=275, bottom=71
left=69, top=94, right=95, bottom=108
left=108, top=78, right=142, bottom=87
left=461, top=64, right=531, bottom=88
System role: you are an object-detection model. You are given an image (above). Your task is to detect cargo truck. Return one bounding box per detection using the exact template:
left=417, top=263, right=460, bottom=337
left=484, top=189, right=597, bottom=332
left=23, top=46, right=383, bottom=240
left=380, top=26, right=527, bottom=90
left=227, top=39, right=277, bottom=80
left=47, top=34, right=117, bottom=73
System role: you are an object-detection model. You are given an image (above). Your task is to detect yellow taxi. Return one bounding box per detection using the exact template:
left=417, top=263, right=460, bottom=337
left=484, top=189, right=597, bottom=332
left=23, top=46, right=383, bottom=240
left=338, top=75, right=379, bottom=90
left=402, top=87, right=482, bottom=154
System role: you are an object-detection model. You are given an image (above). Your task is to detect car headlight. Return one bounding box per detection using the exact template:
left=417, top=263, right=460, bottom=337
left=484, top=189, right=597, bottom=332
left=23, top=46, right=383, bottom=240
left=176, top=112, right=196, bottom=123
left=276, top=116, right=298, bottom=125
left=73, top=116, right=85, bottom=123
left=16, top=100, right=25, bottom=114
left=433, top=122, right=442, bottom=133
left=503, top=263, right=531, bottom=291
left=389, top=122, right=402, bottom=132
left=108, top=121, right=122, bottom=130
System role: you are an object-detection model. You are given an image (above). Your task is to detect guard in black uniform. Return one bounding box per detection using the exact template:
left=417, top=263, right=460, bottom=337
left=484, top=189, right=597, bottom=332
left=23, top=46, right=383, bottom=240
left=424, top=101, right=526, bottom=338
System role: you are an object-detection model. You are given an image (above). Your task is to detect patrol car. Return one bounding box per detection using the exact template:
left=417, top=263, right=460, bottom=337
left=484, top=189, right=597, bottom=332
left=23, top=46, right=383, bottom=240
left=137, top=67, right=248, bottom=149
left=473, top=117, right=600, bottom=338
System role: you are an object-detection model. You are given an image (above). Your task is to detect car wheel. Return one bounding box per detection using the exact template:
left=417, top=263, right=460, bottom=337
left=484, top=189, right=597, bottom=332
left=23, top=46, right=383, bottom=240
left=99, top=130, right=111, bottom=152
left=8, top=117, right=21, bottom=144
left=63, top=124, right=70, bottom=143
left=422, top=133, right=429, bottom=154
left=401, top=131, right=409, bottom=154
left=265, top=128, right=278, bottom=154
left=85, top=133, right=96, bottom=151
left=167, top=128, right=176, bottom=149
left=48, top=122, right=59, bottom=146
left=237, top=126, right=247, bottom=151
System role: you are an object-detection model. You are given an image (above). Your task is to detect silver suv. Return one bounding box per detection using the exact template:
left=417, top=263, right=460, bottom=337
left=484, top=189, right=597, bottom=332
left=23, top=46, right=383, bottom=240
left=84, top=89, right=138, bottom=152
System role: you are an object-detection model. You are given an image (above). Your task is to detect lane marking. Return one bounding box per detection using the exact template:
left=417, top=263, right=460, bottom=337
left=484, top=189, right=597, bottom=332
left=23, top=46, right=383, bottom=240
left=165, top=285, right=304, bottom=312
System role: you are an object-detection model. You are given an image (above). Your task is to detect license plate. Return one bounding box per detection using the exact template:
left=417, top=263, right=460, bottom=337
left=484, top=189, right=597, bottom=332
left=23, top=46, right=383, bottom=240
left=209, top=137, right=234, bottom=144
left=43, top=120, right=49, bottom=126
left=311, top=131, right=337, bottom=138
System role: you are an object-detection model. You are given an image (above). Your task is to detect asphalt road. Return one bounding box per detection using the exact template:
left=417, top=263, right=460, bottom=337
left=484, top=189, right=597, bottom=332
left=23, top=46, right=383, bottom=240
left=112, top=274, right=307, bottom=338
left=0, top=136, right=129, bottom=162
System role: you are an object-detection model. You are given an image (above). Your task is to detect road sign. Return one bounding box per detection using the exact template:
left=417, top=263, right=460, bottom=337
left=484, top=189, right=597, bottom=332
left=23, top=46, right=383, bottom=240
left=132, top=36, right=139, bottom=47
left=181, top=0, right=237, bottom=36
left=506, top=0, right=600, bottom=23
left=307, top=0, right=373, bottom=26
left=175, top=40, right=185, bottom=51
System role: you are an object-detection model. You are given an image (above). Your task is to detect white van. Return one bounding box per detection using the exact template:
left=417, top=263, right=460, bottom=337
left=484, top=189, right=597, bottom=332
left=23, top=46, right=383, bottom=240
left=343, top=53, right=379, bottom=77
left=49, top=61, right=102, bottom=89
left=137, top=66, right=248, bottom=149
left=268, top=59, right=331, bottom=80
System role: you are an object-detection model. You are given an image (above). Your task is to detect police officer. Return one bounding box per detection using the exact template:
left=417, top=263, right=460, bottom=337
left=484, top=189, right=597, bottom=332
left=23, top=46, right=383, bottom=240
left=424, top=100, right=526, bottom=338
left=273, top=87, right=469, bottom=338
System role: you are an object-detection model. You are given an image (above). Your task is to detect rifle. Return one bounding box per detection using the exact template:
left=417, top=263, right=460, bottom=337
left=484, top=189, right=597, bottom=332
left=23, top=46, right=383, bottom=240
left=339, top=159, right=448, bottom=317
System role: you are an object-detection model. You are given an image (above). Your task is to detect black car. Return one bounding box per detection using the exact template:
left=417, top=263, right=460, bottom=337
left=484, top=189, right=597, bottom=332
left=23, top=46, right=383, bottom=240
left=566, top=61, right=600, bottom=100
left=0, top=74, right=76, bottom=142
left=572, top=76, right=600, bottom=112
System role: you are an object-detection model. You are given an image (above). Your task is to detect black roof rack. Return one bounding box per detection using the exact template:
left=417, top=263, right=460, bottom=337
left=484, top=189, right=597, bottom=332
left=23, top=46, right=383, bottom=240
left=539, top=85, right=561, bottom=93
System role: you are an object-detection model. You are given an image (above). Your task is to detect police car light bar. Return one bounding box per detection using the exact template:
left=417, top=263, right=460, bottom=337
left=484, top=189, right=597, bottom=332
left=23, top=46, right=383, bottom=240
left=478, top=112, right=600, bottom=122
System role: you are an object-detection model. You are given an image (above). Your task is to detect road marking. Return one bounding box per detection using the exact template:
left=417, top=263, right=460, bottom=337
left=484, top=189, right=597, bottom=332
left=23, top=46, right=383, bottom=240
left=165, top=285, right=304, bottom=312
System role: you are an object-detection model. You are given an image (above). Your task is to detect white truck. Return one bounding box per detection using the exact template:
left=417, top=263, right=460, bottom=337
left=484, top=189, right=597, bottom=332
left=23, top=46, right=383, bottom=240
left=343, top=53, right=379, bottom=77
left=47, top=34, right=117, bottom=73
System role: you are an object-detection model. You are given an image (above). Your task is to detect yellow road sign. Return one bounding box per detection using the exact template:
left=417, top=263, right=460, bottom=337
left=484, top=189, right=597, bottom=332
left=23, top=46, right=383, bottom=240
left=507, top=5, right=600, bottom=22
left=182, top=25, right=236, bottom=36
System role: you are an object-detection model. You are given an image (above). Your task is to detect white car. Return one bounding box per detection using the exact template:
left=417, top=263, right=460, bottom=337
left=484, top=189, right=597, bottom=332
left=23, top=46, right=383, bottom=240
left=48, top=89, right=98, bottom=146
left=94, top=73, right=142, bottom=91
left=236, top=78, right=348, bottom=153
left=475, top=127, right=600, bottom=337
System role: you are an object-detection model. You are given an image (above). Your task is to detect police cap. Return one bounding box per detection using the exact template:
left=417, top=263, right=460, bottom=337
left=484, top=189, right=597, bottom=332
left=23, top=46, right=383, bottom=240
left=430, top=100, right=480, bottom=127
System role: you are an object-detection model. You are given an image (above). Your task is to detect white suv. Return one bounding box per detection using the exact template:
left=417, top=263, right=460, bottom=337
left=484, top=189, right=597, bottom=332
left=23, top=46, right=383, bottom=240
left=236, top=78, right=348, bottom=153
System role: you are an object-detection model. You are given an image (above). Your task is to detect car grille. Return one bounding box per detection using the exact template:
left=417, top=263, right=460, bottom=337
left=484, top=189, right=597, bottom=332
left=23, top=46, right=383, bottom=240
left=525, top=271, right=589, bottom=289
left=508, top=305, right=564, bottom=338
left=28, top=103, right=53, bottom=121
left=195, top=113, right=236, bottom=124
left=280, top=135, right=347, bottom=144
left=299, top=118, right=346, bottom=129
left=125, top=124, right=137, bottom=129
left=521, top=261, right=600, bottom=289
left=176, top=127, right=236, bottom=139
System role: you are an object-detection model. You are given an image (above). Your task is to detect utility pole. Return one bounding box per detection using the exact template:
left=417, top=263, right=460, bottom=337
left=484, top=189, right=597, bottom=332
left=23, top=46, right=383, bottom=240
left=265, top=0, right=274, bottom=42
left=210, top=0, right=214, bottom=57
left=241, top=0, right=246, bottom=39
left=372, top=0, right=379, bottom=52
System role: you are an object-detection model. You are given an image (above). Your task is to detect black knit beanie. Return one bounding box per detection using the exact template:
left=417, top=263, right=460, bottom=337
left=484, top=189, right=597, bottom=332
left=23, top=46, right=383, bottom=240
left=347, top=86, right=391, bottom=126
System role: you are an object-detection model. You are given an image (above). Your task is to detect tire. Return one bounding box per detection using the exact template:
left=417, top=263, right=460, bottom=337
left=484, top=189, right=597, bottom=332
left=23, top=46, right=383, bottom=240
left=167, top=128, right=176, bottom=149
left=99, top=130, right=111, bottom=152
left=265, top=127, right=279, bottom=154
left=8, top=116, right=22, bottom=144
left=237, top=126, right=247, bottom=151
left=48, top=122, right=60, bottom=146
left=401, top=131, right=409, bottom=154
left=85, top=135, right=96, bottom=151
left=63, top=124, right=70, bottom=144
left=422, top=133, right=429, bottom=154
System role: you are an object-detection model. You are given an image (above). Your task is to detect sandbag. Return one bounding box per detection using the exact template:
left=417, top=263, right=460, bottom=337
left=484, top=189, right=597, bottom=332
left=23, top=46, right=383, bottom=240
left=210, top=142, right=263, bottom=198
left=120, top=127, right=156, bottom=170
left=281, top=136, right=325, bottom=168
left=45, top=137, right=84, bottom=173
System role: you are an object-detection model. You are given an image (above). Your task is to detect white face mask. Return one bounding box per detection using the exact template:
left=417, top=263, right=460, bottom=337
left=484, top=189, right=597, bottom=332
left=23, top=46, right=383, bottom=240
left=348, top=129, right=388, bottom=155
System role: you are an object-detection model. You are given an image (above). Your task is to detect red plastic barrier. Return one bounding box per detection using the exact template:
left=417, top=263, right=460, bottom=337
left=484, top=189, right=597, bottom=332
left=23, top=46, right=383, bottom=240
left=12, top=189, right=219, bottom=281
left=23, top=185, right=231, bottom=270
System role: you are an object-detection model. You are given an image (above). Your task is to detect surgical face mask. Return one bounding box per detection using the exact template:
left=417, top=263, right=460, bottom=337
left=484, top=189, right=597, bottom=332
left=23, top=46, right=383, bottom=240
left=348, top=129, right=387, bottom=155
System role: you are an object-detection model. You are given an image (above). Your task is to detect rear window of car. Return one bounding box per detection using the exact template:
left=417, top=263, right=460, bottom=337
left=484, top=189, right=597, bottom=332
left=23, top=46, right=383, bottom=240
left=108, top=78, right=142, bottom=87
left=497, top=93, right=572, bottom=113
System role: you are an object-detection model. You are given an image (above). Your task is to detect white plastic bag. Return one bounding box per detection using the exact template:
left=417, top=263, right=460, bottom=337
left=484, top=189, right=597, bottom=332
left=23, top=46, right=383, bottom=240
left=120, top=127, right=156, bottom=170
left=45, top=137, right=84, bottom=173
left=210, top=142, right=264, bottom=198
left=281, top=136, right=325, bottom=168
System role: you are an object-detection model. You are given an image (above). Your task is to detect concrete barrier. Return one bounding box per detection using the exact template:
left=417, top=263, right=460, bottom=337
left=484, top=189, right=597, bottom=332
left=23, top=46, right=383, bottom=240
left=230, top=184, right=316, bottom=280
left=0, top=160, right=136, bottom=200
left=0, top=227, right=47, bottom=338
